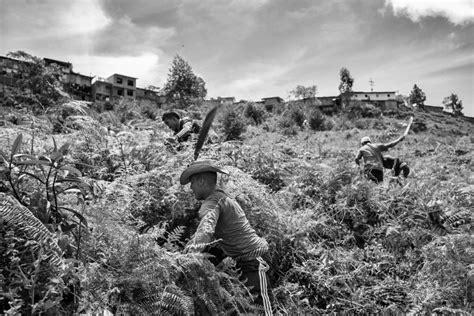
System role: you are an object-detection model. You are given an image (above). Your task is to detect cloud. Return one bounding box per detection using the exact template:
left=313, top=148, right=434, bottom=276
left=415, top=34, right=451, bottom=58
left=385, top=0, right=474, bottom=25
left=0, top=0, right=109, bottom=57
left=427, top=59, right=474, bottom=77
left=72, top=53, right=164, bottom=88
left=90, top=16, right=174, bottom=57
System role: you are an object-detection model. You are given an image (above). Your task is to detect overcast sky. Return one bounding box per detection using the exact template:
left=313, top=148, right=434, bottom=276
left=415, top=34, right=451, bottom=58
left=1, top=0, right=473, bottom=116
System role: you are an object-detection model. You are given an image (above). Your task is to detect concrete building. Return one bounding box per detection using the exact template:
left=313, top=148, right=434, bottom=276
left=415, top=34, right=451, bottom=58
left=91, top=79, right=113, bottom=102
left=424, top=105, right=444, bottom=113
left=0, top=56, right=25, bottom=91
left=105, top=73, right=137, bottom=98
left=261, top=96, right=284, bottom=109
left=350, top=91, right=398, bottom=109
left=217, top=96, right=235, bottom=106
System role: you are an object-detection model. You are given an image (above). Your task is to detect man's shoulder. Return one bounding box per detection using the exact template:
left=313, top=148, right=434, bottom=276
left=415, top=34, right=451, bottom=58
left=203, top=190, right=228, bottom=204
left=181, top=117, right=193, bottom=124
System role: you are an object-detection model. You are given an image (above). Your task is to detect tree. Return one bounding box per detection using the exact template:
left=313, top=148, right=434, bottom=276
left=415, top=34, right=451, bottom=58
left=6, top=50, right=63, bottom=108
left=443, top=93, right=463, bottom=116
left=338, top=67, right=354, bottom=108
left=290, top=85, right=317, bottom=101
left=163, top=55, right=207, bottom=108
left=409, top=84, right=426, bottom=110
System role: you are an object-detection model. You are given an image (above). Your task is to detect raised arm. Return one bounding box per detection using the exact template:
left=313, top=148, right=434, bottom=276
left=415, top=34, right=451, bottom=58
left=384, top=135, right=405, bottom=149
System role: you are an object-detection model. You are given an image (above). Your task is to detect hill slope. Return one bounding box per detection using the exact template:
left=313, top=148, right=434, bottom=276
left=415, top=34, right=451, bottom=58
left=0, top=99, right=472, bottom=314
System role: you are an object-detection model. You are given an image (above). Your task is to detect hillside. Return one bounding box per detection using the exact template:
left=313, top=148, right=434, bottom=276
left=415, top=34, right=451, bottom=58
left=0, top=98, right=472, bottom=315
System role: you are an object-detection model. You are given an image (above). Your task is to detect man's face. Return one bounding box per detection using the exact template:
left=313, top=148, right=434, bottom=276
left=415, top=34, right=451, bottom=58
left=190, top=175, right=206, bottom=200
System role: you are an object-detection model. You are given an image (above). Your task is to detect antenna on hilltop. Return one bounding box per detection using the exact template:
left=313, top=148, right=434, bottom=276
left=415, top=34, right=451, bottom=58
left=369, top=78, right=375, bottom=92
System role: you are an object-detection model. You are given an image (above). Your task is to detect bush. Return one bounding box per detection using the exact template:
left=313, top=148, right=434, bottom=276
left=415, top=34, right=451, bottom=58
left=308, top=108, right=326, bottom=131
left=279, top=116, right=298, bottom=136
left=141, top=105, right=156, bottom=120
left=347, top=103, right=382, bottom=118
left=289, top=106, right=306, bottom=127
left=103, top=101, right=114, bottom=111
left=244, top=102, right=265, bottom=125
left=221, top=108, right=246, bottom=140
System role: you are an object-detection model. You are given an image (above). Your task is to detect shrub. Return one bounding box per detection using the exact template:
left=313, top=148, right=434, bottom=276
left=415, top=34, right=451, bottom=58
left=103, top=101, right=114, bottom=111
left=347, top=103, right=382, bottom=118
left=244, top=102, right=265, bottom=125
left=289, top=106, right=306, bottom=127
left=141, top=105, right=156, bottom=120
left=308, top=108, right=325, bottom=131
left=278, top=116, right=298, bottom=136
left=221, top=108, right=246, bottom=140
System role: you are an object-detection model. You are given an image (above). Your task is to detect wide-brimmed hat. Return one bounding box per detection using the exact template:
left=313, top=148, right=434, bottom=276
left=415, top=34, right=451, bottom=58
left=162, top=111, right=180, bottom=121
left=180, top=160, right=229, bottom=185
left=360, top=136, right=371, bottom=145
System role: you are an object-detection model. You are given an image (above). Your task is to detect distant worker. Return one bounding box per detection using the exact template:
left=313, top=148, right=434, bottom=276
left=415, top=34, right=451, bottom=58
left=162, top=111, right=200, bottom=143
left=355, top=135, right=407, bottom=183
left=181, top=160, right=274, bottom=315
left=383, top=155, right=410, bottom=179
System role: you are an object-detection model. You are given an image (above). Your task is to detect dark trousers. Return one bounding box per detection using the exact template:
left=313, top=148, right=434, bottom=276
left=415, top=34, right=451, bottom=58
left=236, top=253, right=274, bottom=315
left=364, top=167, right=384, bottom=183
left=383, top=156, right=410, bottom=178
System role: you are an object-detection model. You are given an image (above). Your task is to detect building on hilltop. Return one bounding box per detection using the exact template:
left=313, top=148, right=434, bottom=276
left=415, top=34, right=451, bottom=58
left=106, top=73, right=137, bottom=98
left=0, top=56, right=28, bottom=91
left=423, top=105, right=444, bottom=113
left=0, top=55, right=93, bottom=101
left=92, top=74, right=165, bottom=105
left=1, top=54, right=163, bottom=104
left=349, top=91, right=399, bottom=109
left=91, top=78, right=112, bottom=102
left=44, top=58, right=93, bottom=101
left=286, top=96, right=339, bottom=114
left=217, top=96, right=235, bottom=106
left=261, top=96, right=284, bottom=109
left=136, top=87, right=167, bottom=104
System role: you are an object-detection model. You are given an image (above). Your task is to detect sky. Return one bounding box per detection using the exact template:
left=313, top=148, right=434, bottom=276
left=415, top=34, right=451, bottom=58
left=1, top=0, right=473, bottom=116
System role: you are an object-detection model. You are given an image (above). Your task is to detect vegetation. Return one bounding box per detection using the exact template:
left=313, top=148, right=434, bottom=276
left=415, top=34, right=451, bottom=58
left=5, top=51, right=64, bottom=109
left=0, top=74, right=472, bottom=315
left=221, top=107, right=246, bottom=140
left=443, top=93, right=464, bottom=116
left=244, top=102, right=266, bottom=125
left=409, top=84, right=426, bottom=110
left=289, top=85, right=317, bottom=101
left=338, top=67, right=354, bottom=108
left=163, top=55, right=207, bottom=108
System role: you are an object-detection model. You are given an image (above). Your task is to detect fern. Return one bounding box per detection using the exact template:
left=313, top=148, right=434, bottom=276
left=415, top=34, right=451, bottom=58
left=163, top=225, right=185, bottom=251
left=157, top=287, right=194, bottom=315
left=0, top=194, right=62, bottom=266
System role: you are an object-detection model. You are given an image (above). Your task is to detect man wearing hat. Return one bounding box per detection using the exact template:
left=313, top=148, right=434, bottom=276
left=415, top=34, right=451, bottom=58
left=162, top=111, right=200, bottom=142
left=180, top=160, right=274, bottom=315
left=355, top=135, right=406, bottom=183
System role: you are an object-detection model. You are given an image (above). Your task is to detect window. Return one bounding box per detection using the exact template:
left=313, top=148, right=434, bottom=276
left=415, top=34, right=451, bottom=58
left=127, top=79, right=134, bottom=86
left=127, top=89, right=134, bottom=96
left=117, top=88, right=124, bottom=96
left=116, top=77, right=123, bottom=84
left=376, top=94, right=379, bottom=97
left=387, top=94, right=391, bottom=97
left=365, top=94, right=368, bottom=98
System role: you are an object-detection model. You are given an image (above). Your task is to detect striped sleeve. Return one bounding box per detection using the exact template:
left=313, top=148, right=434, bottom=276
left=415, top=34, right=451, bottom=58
left=176, top=121, right=193, bottom=139
left=185, top=198, right=221, bottom=252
